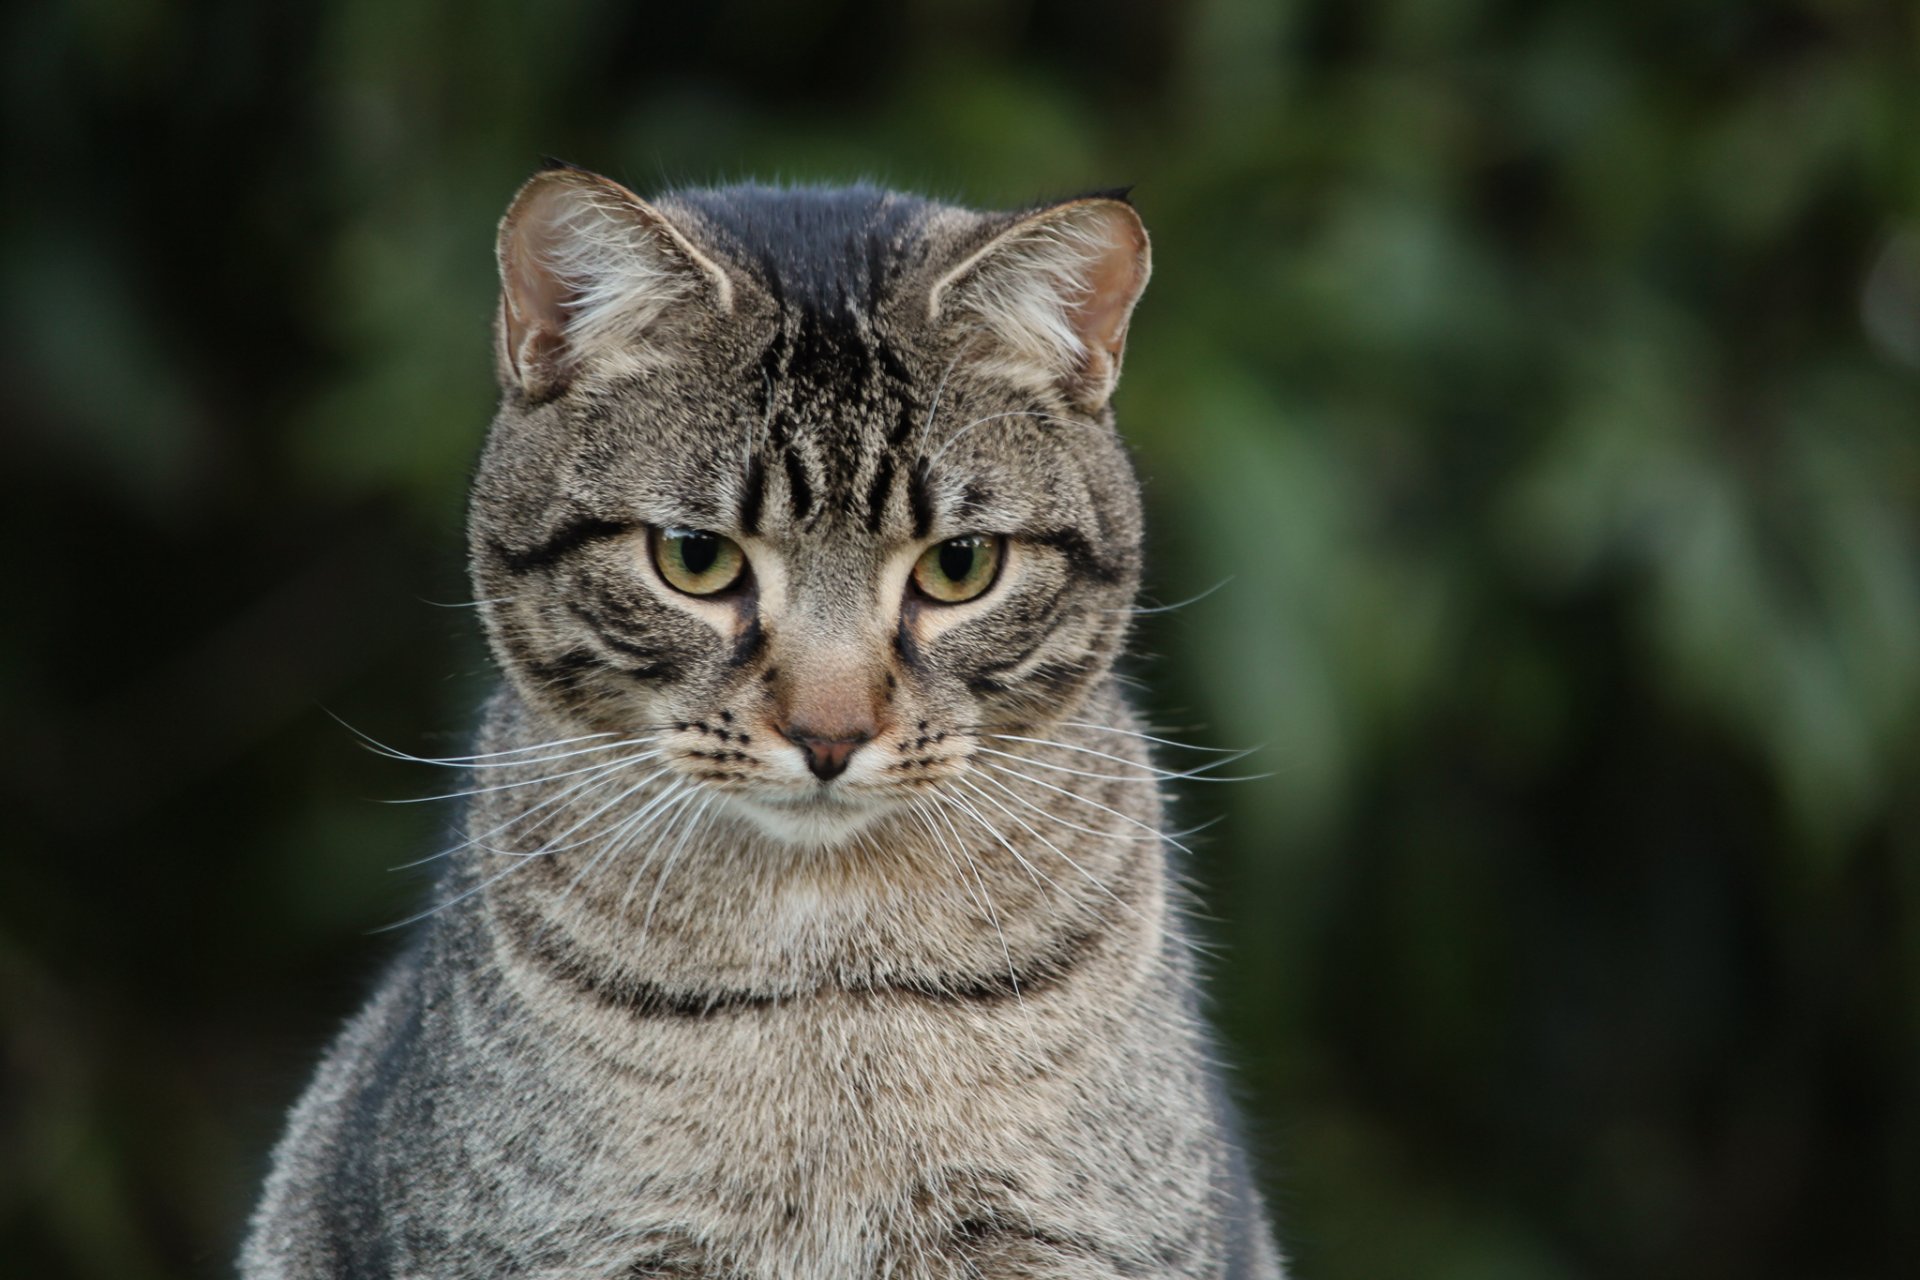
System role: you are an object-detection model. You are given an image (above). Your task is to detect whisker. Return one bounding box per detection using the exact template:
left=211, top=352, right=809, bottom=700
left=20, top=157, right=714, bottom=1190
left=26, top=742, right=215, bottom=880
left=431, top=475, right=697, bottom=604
left=905, top=798, right=1022, bottom=1004
left=953, top=777, right=1211, bottom=961
left=520, top=768, right=674, bottom=859
left=975, top=742, right=1263, bottom=784
left=461, top=765, right=671, bottom=877
left=338, top=712, right=650, bottom=769
left=639, top=792, right=718, bottom=938
left=950, top=777, right=1139, bottom=922
left=597, top=788, right=706, bottom=923
left=974, top=759, right=1186, bottom=851
left=329, top=709, right=619, bottom=761
left=373, top=842, right=555, bottom=933
left=927, top=785, right=1043, bottom=894
left=384, top=736, right=662, bottom=772
left=390, top=762, right=638, bottom=870
left=1101, top=578, right=1232, bottom=617
left=560, top=781, right=687, bottom=902
left=417, top=595, right=517, bottom=609
left=386, top=749, right=667, bottom=803
left=1054, top=721, right=1246, bottom=755
left=914, top=352, right=963, bottom=450
left=986, top=733, right=1251, bottom=773
left=596, top=788, right=705, bottom=927
left=932, top=789, right=1081, bottom=913
left=969, top=769, right=1161, bottom=844
left=616, top=792, right=700, bottom=920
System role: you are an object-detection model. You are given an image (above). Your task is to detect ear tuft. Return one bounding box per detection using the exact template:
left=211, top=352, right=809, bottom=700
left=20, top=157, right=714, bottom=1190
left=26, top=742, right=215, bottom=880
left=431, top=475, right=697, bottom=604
left=495, top=167, right=730, bottom=400
left=931, top=198, right=1151, bottom=412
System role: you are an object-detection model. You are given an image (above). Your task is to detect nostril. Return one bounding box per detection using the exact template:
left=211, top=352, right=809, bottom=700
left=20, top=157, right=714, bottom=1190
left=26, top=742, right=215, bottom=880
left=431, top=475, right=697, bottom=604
left=782, top=728, right=872, bottom=782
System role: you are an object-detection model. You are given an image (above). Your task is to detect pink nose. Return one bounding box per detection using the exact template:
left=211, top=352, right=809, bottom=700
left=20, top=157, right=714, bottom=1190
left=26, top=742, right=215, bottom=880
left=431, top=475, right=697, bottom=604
left=782, top=729, right=871, bottom=781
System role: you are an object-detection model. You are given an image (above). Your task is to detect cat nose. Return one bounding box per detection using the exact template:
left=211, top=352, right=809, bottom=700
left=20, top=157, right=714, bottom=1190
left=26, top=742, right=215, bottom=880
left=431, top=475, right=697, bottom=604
left=781, top=728, right=872, bottom=782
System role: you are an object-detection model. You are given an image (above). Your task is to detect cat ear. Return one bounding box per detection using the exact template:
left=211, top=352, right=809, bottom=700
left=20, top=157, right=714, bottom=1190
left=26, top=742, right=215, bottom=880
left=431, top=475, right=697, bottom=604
left=495, top=164, right=732, bottom=399
left=930, top=196, right=1151, bottom=412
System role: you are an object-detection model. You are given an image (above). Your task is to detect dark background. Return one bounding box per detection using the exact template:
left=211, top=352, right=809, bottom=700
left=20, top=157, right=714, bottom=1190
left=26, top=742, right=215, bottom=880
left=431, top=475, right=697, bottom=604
left=4, top=1, right=1918, bottom=1276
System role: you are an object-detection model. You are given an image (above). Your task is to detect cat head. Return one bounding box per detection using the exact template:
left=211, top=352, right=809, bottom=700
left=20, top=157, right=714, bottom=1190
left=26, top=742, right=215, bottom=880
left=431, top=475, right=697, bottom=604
left=469, top=164, right=1151, bottom=846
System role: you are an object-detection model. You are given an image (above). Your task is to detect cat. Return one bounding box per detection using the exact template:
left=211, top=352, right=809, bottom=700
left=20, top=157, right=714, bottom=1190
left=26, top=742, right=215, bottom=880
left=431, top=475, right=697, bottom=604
left=241, top=162, right=1283, bottom=1279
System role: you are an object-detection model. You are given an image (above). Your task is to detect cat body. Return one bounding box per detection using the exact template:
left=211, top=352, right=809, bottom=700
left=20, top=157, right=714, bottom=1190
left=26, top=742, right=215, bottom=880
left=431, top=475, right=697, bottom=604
left=243, top=169, right=1281, bottom=1279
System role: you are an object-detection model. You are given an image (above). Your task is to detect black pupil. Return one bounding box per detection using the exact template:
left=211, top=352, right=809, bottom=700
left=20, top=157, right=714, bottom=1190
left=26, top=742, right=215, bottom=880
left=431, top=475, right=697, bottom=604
left=678, top=532, right=719, bottom=576
left=938, top=540, right=976, bottom=582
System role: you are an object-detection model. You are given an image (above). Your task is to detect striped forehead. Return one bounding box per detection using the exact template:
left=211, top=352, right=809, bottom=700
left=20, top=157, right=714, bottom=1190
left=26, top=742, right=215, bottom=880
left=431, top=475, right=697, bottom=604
left=672, top=188, right=935, bottom=541
left=736, top=359, right=934, bottom=543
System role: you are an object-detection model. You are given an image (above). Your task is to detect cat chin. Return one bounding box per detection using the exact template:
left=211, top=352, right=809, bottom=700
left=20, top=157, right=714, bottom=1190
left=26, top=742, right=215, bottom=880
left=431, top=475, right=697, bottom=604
left=720, top=789, right=892, bottom=849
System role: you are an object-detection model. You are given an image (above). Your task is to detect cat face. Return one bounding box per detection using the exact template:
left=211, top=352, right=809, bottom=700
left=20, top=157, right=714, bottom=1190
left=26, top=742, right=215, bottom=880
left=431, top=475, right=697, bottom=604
left=469, top=168, right=1150, bottom=845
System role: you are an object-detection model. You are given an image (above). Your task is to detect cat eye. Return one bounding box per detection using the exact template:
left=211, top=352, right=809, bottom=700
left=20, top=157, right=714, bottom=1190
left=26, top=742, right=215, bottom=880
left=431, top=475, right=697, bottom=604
left=650, top=527, right=747, bottom=596
left=912, top=535, right=1004, bottom=604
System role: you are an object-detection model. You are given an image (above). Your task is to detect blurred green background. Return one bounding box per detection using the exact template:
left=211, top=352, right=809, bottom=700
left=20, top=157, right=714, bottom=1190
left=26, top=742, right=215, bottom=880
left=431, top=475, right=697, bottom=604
left=4, top=1, right=1918, bottom=1276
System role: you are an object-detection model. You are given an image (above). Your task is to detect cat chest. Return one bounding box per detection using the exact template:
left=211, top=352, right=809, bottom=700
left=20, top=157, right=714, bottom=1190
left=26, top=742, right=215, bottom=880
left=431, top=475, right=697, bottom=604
left=480, top=986, right=1181, bottom=1276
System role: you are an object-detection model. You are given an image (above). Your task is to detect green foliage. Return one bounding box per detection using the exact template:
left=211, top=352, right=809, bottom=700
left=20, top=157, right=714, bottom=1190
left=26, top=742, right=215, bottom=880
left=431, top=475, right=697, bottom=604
left=4, top=1, right=1917, bottom=1277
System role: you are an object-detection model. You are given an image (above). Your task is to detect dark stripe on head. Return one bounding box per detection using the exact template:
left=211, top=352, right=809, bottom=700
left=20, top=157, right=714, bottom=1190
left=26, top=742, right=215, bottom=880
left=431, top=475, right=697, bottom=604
left=1028, top=527, right=1126, bottom=585
left=907, top=460, right=934, bottom=539
left=877, top=343, right=914, bottom=395
left=889, top=401, right=918, bottom=447
left=783, top=448, right=814, bottom=520
left=520, top=647, right=605, bottom=716
left=490, top=518, right=633, bottom=576
left=567, top=604, right=677, bottom=679
left=673, top=184, right=931, bottom=326
left=865, top=454, right=896, bottom=532
left=1024, top=656, right=1096, bottom=697
left=757, top=341, right=788, bottom=422
left=964, top=606, right=1067, bottom=689
left=739, top=454, right=767, bottom=535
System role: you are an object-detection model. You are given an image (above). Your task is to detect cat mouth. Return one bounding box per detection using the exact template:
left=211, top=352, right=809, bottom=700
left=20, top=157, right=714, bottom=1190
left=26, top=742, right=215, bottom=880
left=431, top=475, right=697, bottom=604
left=729, top=786, right=893, bottom=846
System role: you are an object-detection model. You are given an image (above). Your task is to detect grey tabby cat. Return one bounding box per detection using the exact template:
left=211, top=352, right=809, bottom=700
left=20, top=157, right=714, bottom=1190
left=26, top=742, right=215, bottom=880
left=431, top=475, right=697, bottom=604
left=242, top=163, right=1282, bottom=1279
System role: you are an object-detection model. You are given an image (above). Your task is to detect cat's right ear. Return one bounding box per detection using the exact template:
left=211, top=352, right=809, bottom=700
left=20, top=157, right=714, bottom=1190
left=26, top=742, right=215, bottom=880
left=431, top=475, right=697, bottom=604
left=929, top=195, right=1150, bottom=414
left=495, top=165, right=732, bottom=400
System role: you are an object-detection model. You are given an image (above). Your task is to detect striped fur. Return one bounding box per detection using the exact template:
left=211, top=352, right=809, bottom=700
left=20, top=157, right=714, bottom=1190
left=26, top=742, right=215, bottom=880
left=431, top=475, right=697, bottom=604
left=242, top=169, right=1283, bottom=1279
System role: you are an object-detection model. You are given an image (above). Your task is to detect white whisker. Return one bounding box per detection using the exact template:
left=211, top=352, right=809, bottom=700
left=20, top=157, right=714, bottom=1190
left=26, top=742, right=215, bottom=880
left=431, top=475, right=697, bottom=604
left=933, top=789, right=1080, bottom=912
left=417, top=595, right=517, bottom=610
left=951, top=776, right=1138, bottom=922
left=954, top=777, right=1211, bottom=960
left=914, top=352, right=963, bottom=449
left=391, top=762, right=637, bottom=870
left=387, top=749, right=667, bottom=803
left=639, top=792, right=718, bottom=938
left=373, top=843, right=553, bottom=933
left=907, top=798, right=1023, bottom=1004
left=968, top=769, right=1158, bottom=844
left=974, top=759, right=1183, bottom=850
left=560, top=781, right=687, bottom=902
left=594, top=786, right=705, bottom=924
left=1054, top=720, right=1245, bottom=755
left=1103, top=578, right=1232, bottom=617
left=975, top=742, right=1262, bottom=784
left=524, top=768, right=673, bottom=860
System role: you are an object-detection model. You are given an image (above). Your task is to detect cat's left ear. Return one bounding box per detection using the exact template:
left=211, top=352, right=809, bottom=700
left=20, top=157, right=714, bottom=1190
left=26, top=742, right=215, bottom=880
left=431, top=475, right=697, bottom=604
left=495, top=164, right=732, bottom=400
left=929, top=196, right=1151, bottom=413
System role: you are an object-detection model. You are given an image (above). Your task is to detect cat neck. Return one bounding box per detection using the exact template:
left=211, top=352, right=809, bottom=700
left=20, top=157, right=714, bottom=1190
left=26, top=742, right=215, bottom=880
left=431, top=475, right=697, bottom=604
left=446, top=683, right=1170, bottom=1009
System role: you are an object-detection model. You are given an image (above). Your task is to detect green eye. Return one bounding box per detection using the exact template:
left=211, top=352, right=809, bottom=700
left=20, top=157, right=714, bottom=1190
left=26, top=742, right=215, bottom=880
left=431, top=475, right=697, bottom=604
left=912, top=535, right=1004, bottom=604
left=650, top=528, right=746, bottom=596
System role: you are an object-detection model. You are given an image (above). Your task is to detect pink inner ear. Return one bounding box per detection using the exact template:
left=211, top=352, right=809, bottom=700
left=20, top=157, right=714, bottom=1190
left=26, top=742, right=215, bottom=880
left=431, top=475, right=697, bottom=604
left=1068, top=206, right=1150, bottom=357
left=501, top=186, right=584, bottom=383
